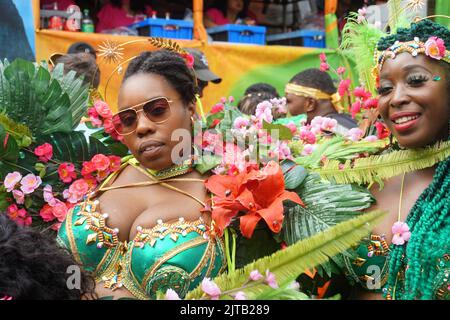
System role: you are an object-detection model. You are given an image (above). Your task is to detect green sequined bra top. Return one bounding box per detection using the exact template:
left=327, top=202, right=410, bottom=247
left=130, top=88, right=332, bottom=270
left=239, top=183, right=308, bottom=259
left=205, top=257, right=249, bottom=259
left=57, top=158, right=226, bottom=300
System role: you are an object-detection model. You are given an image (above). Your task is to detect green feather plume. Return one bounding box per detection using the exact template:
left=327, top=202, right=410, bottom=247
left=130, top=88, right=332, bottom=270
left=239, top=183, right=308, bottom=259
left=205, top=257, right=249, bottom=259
left=184, top=210, right=385, bottom=300
left=314, top=141, right=450, bottom=186
left=340, top=13, right=385, bottom=93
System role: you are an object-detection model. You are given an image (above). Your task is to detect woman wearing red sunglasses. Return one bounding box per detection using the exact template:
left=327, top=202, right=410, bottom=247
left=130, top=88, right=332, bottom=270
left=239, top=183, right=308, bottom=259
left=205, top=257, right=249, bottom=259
left=57, top=50, right=226, bottom=300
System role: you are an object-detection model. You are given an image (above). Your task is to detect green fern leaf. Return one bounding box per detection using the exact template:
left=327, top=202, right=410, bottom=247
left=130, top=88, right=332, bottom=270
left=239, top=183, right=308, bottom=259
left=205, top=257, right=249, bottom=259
left=314, top=141, right=450, bottom=185
left=185, top=210, right=385, bottom=300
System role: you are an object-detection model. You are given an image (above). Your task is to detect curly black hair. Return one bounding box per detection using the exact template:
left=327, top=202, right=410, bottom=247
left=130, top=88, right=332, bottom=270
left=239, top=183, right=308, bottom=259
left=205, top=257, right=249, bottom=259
left=377, top=19, right=450, bottom=51
left=123, top=49, right=197, bottom=106
left=289, top=68, right=337, bottom=95
left=238, top=83, right=280, bottom=116
left=0, top=214, right=96, bottom=300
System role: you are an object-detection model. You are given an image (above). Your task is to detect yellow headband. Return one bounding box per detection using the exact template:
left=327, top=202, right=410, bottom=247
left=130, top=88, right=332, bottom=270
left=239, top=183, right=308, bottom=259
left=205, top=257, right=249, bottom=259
left=285, top=83, right=343, bottom=113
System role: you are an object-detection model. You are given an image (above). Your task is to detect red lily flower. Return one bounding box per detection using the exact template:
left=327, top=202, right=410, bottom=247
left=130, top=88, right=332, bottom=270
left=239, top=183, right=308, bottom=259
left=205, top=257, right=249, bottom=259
left=205, top=161, right=304, bottom=238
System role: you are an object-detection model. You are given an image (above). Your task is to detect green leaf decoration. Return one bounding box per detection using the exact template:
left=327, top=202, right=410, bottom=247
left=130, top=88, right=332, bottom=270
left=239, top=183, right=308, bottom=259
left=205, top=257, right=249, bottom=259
left=0, top=59, right=74, bottom=136
left=51, top=63, right=90, bottom=128
left=282, top=172, right=375, bottom=276
left=0, top=124, right=19, bottom=163
left=194, top=154, right=222, bottom=174
left=313, top=141, right=450, bottom=185
left=185, top=210, right=385, bottom=300
left=293, top=136, right=387, bottom=169
left=38, top=131, right=110, bottom=165
left=0, top=114, right=32, bottom=147
left=281, top=159, right=307, bottom=190
left=262, top=120, right=293, bottom=141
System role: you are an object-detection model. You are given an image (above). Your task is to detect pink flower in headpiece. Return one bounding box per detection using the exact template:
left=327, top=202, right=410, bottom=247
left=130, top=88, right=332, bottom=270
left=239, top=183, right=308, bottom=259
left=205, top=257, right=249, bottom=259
left=424, top=37, right=446, bottom=60
left=391, top=221, right=411, bottom=245
left=319, top=52, right=327, bottom=63
left=183, top=53, right=195, bottom=68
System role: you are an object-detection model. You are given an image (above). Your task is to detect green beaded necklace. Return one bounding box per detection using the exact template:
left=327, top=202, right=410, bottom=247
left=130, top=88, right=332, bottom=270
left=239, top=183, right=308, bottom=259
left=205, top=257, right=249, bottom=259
left=146, top=157, right=193, bottom=180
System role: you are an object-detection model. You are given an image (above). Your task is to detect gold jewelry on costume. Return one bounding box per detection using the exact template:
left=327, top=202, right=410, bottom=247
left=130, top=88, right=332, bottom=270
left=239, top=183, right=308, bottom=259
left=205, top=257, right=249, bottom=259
left=285, top=83, right=344, bottom=113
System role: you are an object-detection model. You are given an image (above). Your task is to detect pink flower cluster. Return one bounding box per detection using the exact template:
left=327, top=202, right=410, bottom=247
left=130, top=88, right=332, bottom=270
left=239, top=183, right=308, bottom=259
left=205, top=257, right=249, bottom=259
left=319, top=53, right=330, bottom=72
left=34, top=143, right=53, bottom=162
left=87, top=100, right=123, bottom=142
left=4, top=172, right=42, bottom=196
left=350, top=87, right=378, bottom=119
left=7, top=204, right=31, bottom=226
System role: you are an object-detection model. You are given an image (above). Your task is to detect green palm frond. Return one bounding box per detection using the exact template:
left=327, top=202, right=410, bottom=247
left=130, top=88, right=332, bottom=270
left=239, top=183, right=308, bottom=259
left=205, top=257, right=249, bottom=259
left=185, top=210, right=385, bottom=300
left=51, top=63, right=90, bottom=128
left=0, top=59, right=72, bottom=136
left=292, top=136, right=388, bottom=169
left=314, top=141, right=450, bottom=185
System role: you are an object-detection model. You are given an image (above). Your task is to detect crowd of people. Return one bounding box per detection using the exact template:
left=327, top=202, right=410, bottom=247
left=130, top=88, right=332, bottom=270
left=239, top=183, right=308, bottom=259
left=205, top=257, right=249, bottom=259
left=0, top=0, right=449, bottom=301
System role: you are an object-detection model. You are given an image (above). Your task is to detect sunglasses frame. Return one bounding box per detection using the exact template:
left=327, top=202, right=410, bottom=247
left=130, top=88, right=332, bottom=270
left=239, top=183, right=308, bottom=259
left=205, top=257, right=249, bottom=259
left=112, top=96, right=173, bottom=136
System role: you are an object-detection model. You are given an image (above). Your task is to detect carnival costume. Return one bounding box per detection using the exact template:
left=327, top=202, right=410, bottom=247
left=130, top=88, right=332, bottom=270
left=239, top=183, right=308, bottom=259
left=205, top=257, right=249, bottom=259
left=333, top=4, right=450, bottom=299
left=57, top=156, right=226, bottom=300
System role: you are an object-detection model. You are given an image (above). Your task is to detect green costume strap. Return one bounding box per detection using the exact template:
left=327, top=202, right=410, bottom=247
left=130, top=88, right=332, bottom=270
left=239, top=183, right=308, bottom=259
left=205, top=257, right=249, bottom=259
left=57, top=156, right=226, bottom=300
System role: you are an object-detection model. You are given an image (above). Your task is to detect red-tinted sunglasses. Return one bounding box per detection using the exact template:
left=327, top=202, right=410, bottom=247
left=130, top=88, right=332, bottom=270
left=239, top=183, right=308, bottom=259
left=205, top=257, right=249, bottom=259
left=112, top=97, right=173, bottom=135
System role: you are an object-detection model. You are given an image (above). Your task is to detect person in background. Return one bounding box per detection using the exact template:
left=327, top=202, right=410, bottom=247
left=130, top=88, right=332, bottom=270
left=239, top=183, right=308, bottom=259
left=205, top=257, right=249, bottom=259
left=237, top=83, right=280, bottom=116
left=41, top=0, right=76, bottom=10
left=0, top=214, right=96, bottom=300
left=285, top=68, right=358, bottom=131
left=50, top=52, right=100, bottom=89
left=67, top=41, right=97, bottom=59
left=96, top=0, right=152, bottom=33
left=184, top=48, right=222, bottom=98
left=204, top=0, right=256, bottom=28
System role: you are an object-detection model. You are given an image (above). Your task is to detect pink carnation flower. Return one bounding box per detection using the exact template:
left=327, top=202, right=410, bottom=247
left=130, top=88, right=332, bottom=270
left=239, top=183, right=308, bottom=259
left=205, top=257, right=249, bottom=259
left=201, top=277, right=221, bottom=300
left=91, top=154, right=110, bottom=171
left=265, top=270, right=278, bottom=289
left=20, top=174, right=42, bottom=195
left=345, top=128, right=364, bottom=142
left=165, top=288, right=181, bottom=300
left=34, top=143, right=53, bottom=162
left=40, top=204, right=56, bottom=222
left=338, top=79, right=351, bottom=97
left=4, top=172, right=22, bottom=192
left=94, top=100, right=113, bottom=119
left=320, top=62, right=330, bottom=72
left=249, top=270, right=263, bottom=281
left=319, top=52, right=327, bottom=63
left=337, top=67, right=346, bottom=75
left=12, top=190, right=24, bottom=205
left=234, top=291, right=247, bottom=300
left=391, top=221, right=411, bottom=245
left=320, top=117, right=337, bottom=132
left=233, top=116, right=250, bottom=129
left=211, top=103, right=224, bottom=114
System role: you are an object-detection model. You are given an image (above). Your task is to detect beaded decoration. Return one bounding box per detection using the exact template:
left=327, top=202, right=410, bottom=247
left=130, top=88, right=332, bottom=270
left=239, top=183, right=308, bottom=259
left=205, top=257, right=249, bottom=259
left=133, top=217, right=209, bottom=248
left=375, top=37, right=450, bottom=75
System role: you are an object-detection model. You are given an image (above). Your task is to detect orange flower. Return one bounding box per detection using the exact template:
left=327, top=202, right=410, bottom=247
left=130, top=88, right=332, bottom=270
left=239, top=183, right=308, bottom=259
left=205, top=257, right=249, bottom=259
left=205, top=161, right=304, bottom=238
